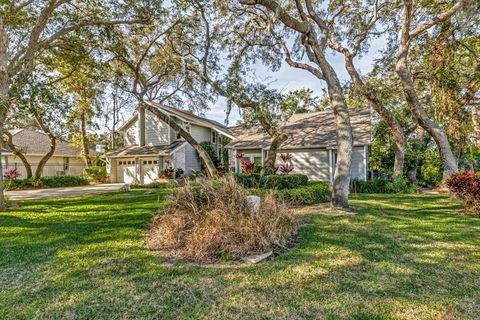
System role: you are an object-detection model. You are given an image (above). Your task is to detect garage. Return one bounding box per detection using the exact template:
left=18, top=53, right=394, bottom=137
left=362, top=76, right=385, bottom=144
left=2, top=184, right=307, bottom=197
left=116, top=159, right=137, bottom=184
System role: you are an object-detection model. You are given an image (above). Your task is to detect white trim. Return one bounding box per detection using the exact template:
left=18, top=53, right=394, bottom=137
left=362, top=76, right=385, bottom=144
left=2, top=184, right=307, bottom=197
left=363, top=145, right=368, bottom=180
left=168, top=141, right=188, bottom=155
left=328, top=149, right=333, bottom=183
left=226, top=143, right=371, bottom=150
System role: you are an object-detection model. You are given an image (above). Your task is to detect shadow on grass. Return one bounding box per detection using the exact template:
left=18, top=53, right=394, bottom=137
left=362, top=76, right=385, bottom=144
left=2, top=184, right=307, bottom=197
left=1, top=193, right=479, bottom=319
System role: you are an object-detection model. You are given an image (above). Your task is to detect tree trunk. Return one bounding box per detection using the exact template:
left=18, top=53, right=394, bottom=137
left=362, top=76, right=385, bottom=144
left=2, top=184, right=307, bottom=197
left=261, top=132, right=288, bottom=175
left=142, top=101, right=218, bottom=179
left=80, top=112, right=91, bottom=166
left=344, top=56, right=406, bottom=179
left=309, top=42, right=353, bottom=209
left=33, top=109, right=56, bottom=178
left=473, top=106, right=480, bottom=147
left=34, top=137, right=56, bottom=178
left=3, top=131, right=32, bottom=178
left=0, top=19, right=9, bottom=211
left=395, top=1, right=458, bottom=180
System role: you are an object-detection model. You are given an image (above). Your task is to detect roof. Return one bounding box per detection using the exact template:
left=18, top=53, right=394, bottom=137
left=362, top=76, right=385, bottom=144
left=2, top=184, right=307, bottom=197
left=119, top=101, right=235, bottom=139
left=226, top=108, right=372, bottom=149
left=105, top=140, right=186, bottom=158
left=4, top=129, right=93, bottom=157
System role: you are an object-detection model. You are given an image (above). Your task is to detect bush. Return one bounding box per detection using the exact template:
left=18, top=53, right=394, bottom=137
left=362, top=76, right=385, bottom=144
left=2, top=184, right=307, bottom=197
left=351, top=177, right=419, bottom=194
left=446, top=171, right=480, bottom=214
left=146, top=176, right=297, bottom=263
left=4, top=175, right=89, bottom=190
left=83, top=166, right=107, bottom=183
left=421, top=150, right=443, bottom=187
left=235, top=174, right=309, bottom=189
left=249, top=181, right=331, bottom=206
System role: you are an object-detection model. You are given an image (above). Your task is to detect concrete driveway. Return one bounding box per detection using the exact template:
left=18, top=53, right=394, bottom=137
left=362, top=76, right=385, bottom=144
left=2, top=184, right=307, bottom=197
left=6, top=183, right=125, bottom=201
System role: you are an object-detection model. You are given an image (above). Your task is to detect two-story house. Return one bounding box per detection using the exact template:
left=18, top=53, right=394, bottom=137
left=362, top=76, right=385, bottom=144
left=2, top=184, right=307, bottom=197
left=105, top=103, right=234, bottom=184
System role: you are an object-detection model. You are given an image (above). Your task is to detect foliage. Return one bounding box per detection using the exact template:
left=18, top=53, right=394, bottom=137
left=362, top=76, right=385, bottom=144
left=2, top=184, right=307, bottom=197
left=131, top=181, right=173, bottom=189
left=4, top=176, right=89, bottom=190
left=235, top=152, right=257, bottom=175
left=446, top=171, right=480, bottom=214
left=83, top=166, right=107, bottom=183
left=351, top=177, right=419, bottom=194
left=3, top=168, right=20, bottom=180
left=420, top=150, right=443, bottom=187
left=159, top=168, right=184, bottom=179
left=249, top=182, right=331, bottom=206
left=146, top=177, right=297, bottom=262
left=278, top=153, right=294, bottom=175
left=235, top=174, right=308, bottom=190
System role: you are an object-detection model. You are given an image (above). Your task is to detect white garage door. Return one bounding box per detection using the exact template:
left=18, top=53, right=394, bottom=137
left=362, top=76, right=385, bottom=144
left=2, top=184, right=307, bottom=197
left=117, top=159, right=137, bottom=184
left=288, top=150, right=330, bottom=181
left=141, top=159, right=159, bottom=184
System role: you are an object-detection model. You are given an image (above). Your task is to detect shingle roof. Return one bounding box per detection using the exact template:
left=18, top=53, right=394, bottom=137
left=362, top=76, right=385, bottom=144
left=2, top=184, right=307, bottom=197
left=105, top=141, right=186, bottom=157
left=4, top=129, right=91, bottom=156
left=226, top=108, right=371, bottom=149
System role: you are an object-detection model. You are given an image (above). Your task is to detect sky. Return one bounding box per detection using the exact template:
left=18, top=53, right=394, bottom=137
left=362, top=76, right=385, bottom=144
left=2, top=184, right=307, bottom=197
left=203, top=36, right=386, bottom=125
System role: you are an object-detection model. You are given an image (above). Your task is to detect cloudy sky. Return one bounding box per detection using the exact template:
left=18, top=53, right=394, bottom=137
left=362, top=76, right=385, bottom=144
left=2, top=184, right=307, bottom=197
left=203, top=36, right=387, bottom=125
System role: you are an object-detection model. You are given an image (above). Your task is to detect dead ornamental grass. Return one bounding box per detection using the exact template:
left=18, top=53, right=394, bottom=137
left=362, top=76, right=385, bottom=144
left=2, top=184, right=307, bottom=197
left=146, top=176, right=297, bottom=263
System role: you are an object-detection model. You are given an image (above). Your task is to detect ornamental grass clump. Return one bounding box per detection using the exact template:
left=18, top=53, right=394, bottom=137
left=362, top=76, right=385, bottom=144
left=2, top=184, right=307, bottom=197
left=146, top=176, right=297, bottom=263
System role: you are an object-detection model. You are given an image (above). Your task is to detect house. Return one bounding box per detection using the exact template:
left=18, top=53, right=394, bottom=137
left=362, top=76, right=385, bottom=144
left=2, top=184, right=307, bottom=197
left=2, top=129, right=91, bottom=178
left=106, top=102, right=371, bottom=184
left=105, top=102, right=235, bottom=184
left=226, top=109, right=372, bottom=182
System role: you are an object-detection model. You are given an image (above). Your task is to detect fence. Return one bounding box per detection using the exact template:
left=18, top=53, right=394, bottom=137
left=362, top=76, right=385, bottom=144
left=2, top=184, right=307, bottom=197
left=1, top=163, right=86, bottom=178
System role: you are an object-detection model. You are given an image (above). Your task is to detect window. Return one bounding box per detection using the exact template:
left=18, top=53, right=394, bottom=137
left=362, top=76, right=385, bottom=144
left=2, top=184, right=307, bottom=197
left=153, top=160, right=158, bottom=164
left=63, top=157, right=69, bottom=171
left=143, top=160, right=147, bottom=165
left=211, top=130, right=216, bottom=143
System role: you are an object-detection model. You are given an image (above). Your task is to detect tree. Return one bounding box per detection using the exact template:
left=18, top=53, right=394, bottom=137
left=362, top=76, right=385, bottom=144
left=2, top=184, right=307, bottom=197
left=320, top=0, right=407, bottom=179
left=236, top=0, right=354, bottom=209
left=394, top=0, right=470, bottom=181
left=106, top=3, right=219, bottom=178
left=0, top=0, right=145, bottom=210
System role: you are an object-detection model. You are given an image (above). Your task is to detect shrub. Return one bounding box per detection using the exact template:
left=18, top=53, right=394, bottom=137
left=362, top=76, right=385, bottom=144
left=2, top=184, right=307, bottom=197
left=351, top=177, right=419, bottom=194
left=146, top=176, right=297, bottom=263
left=4, top=168, right=21, bottom=180
left=83, top=166, right=107, bottom=183
left=249, top=181, right=331, bottom=205
left=421, top=151, right=443, bottom=187
left=4, top=175, right=89, bottom=190
left=235, top=174, right=309, bottom=189
left=446, top=171, right=480, bottom=214
left=36, top=176, right=89, bottom=188
left=259, top=174, right=309, bottom=189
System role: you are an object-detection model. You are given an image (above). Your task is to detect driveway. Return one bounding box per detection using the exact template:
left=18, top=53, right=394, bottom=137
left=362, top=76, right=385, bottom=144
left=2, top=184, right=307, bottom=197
left=6, top=183, right=125, bottom=200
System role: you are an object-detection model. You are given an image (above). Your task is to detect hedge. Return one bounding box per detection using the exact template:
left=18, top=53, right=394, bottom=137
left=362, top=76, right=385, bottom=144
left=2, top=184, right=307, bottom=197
left=249, top=181, right=331, bottom=205
left=235, top=174, right=309, bottom=189
left=4, top=176, right=89, bottom=190
left=83, top=166, right=107, bottom=183
left=351, top=177, right=419, bottom=194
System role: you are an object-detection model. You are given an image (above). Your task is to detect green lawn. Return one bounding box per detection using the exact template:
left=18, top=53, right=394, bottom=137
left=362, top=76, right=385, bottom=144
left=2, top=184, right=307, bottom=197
left=1, top=191, right=479, bottom=320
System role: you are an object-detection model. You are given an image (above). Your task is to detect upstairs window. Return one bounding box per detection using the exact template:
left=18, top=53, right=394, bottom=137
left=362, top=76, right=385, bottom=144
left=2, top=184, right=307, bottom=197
left=176, top=124, right=191, bottom=140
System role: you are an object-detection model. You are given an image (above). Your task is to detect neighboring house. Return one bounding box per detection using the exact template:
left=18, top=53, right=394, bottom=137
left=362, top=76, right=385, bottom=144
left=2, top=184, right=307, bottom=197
left=106, top=103, right=235, bottom=184
left=226, top=109, right=371, bottom=182
left=106, top=102, right=372, bottom=184
left=2, top=129, right=91, bottom=178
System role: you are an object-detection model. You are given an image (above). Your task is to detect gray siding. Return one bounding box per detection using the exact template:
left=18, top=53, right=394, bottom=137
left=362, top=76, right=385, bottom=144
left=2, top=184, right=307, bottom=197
left=190, top=124, right=211, bottom=143
left=145, top=110, right=170, bottom=145
left=351, top=146, right=367, bottom=180
left=288, top=149, right=330, bottom=181
left=124, top=122, right=138, bottom=145
left=185, top=144, right=201, bottom=175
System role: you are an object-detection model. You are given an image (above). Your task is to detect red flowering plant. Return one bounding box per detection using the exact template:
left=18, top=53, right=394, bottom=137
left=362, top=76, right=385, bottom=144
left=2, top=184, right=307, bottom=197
left=446, top=171, right=480, bottom=214
left=279, top=153, right=294, bottom=175
left=4, top=168, right=21, bottom=180
left=235, top=152, right=255, bottom=175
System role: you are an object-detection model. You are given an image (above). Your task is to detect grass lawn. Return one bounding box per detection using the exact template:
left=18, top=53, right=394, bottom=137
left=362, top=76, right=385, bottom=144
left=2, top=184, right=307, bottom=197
left=1, top=190, right=479, bottom=320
